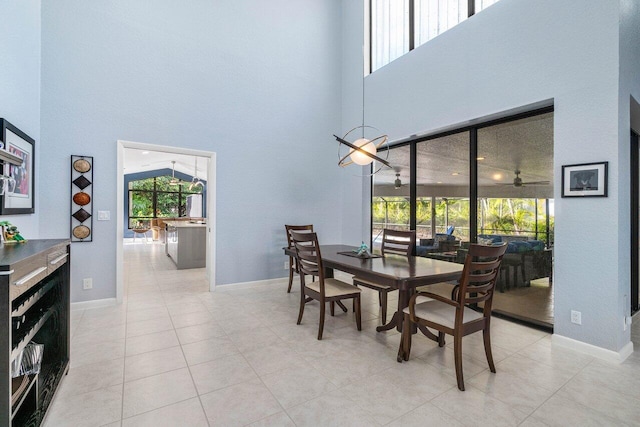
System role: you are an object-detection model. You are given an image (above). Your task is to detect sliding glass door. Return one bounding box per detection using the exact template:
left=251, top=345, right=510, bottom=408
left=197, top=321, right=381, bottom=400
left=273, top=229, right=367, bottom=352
left=371, top=107, right=555, bottom=328
left=477, top=112, right=554, bottom=327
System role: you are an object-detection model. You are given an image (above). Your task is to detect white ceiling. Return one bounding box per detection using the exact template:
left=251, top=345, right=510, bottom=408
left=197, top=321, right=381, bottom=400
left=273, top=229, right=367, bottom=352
left=124, top=148, right=209, bottom=180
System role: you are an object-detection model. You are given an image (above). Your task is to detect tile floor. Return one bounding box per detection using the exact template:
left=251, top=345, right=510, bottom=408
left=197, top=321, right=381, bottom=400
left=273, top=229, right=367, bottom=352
left=43, top=242, right=640, bottom=426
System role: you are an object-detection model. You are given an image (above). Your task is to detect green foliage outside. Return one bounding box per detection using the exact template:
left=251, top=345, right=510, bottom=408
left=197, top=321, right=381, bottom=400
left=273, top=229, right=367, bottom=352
left=128, top=176, right=203, bottom=228
left=373, top=196, right=554, bottom=244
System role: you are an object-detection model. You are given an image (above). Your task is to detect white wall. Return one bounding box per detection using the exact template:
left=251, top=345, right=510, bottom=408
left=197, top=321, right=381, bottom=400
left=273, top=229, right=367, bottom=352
left=342, top=0, right=628, bottom=352
left=0, top=1, right=41, bottom=235
left=340, top=0, right=372, bottom=244
left=40, top=1, right=345, bottom=302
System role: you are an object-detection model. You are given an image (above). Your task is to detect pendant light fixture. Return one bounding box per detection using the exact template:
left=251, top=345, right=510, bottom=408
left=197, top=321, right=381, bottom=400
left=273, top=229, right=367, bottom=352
left=333, top=46, right=391, bottom=175
left=169, top=160, right=181, bottom=186
left=189, top=157, right=205, bottom=191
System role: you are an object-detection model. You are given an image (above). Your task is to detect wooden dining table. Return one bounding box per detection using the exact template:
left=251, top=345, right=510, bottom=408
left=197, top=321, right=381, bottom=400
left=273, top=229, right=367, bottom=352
left=284, top=244, right=464, bottom=332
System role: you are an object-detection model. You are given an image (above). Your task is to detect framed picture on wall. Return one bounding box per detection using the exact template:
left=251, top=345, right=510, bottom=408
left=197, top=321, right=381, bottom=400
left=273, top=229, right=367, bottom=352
left=0, top=119, right=35, bottom=214
left=561, top=161, right=608, bottom=198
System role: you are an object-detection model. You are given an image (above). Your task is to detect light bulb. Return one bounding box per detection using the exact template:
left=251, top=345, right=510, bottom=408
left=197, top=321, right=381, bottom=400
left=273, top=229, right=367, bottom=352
left=349, top=138, right=377, bottom=166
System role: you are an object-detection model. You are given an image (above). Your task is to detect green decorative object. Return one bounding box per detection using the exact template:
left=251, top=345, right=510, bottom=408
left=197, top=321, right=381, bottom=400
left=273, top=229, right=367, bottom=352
left=0, top=220, right=26, bottom=243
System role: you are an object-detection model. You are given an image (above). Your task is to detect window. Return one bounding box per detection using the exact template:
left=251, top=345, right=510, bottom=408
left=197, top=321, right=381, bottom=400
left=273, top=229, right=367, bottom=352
left=371, top=108, right=554, bottom=328
left=415, top=0, right=468, bottom=48
left=369, top=0, right=500, bottom=72
left=128, top=176, right=203, bottom=229
left=371, top=0, right=410, bottom=73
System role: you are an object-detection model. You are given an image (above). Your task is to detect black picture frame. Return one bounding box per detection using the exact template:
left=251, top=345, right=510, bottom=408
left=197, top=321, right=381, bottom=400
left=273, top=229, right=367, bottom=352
left=0, top=119, right=35, bottom=214
left=561, top=161, right=608, bottom=198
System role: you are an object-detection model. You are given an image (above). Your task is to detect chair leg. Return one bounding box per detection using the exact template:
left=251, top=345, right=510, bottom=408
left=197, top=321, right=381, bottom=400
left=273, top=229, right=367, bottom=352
left=354, top=296, right=362, bottom=331
left=318, top=301, right=325, bottom=340
left=330, top=301, right=335, bottom=317
left=483, top=327, right=496, bottom=373
left=296, top=291, right=305, bottom=325
left=287, top=265, right=294, bottom=293
left=353, top=284, right=358, bottom=312
left=438, top=332, right=446, bottom=347
left=453, top=333, right=465, bottom=391
left=380, top=291, right=388, bottom=324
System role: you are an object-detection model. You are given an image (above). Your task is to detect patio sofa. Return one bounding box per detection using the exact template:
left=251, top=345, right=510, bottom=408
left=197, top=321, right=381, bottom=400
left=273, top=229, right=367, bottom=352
left=474, top=235, right=552, bottom=291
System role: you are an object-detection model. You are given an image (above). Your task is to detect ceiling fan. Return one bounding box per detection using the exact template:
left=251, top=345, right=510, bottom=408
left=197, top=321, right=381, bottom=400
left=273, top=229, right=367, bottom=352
left=169, top=160, right=186, bottom=186
left=393, top=168, right=408, bottom=190
left=497, top=170, right=550, bottom=187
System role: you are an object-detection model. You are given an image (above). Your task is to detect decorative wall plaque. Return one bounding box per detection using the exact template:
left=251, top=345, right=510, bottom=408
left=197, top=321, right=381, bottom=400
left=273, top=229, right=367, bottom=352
left=70, top=155, right=93, bottom=242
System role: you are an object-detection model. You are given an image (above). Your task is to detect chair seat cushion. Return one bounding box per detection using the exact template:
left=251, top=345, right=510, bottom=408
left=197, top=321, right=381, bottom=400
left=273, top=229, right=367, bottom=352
left=403, top=296, right=482, bottom=329
left=307, top=278, right=361, bottom=297
left=352, top=277, right=392, bottom=290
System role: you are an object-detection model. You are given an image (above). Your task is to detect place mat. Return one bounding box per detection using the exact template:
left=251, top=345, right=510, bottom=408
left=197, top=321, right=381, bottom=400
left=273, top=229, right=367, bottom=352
left=337, top=251, right=383, bottom=259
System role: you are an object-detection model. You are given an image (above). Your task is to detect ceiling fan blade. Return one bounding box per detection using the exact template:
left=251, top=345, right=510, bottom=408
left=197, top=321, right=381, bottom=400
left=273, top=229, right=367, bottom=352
left=522, top=181, right=550, bottom=185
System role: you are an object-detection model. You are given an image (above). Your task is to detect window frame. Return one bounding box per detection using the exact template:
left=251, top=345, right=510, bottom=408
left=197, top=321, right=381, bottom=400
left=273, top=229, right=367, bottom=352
left=369, top=105, right=555, bottom=247
left=369, top=0, right=483, bottom=73
left=128, top=176, right=202, bottom=229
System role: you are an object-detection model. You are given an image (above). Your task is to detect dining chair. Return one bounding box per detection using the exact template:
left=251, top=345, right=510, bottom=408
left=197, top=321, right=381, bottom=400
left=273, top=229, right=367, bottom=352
left=397, top=243, right=507, bottom=391
left=285, top=224, right=314, bottom=293
left=290, top=230, right=362, bottom=340
left=352, top=229, right=416, bottom=323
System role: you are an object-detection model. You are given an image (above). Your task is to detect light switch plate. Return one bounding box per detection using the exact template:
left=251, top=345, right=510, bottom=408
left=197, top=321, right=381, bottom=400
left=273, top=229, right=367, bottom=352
left=97, top=210, right=110, bottom=221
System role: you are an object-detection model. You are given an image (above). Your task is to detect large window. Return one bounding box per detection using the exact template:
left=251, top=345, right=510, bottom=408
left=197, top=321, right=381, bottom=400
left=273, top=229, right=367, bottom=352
left=128, top=176, right=203, bottom=229
left=371, top=108, right=554, bottom=328
left=370, top=0, right=500, bottom=72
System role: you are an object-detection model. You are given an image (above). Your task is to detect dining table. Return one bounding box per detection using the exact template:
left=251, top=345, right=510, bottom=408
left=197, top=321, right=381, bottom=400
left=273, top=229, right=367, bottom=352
left=284, top=244, right=464, bottom=333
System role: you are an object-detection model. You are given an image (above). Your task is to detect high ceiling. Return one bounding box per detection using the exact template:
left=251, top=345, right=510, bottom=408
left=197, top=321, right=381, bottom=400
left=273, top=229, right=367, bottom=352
left=374, top=112, right=553, bottom=197
left=124, top=148, right=209, bottom=180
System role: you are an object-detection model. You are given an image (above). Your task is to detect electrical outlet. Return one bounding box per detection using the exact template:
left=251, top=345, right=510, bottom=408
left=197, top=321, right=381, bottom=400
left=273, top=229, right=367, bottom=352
left=83, top=278, right=93, bottom=290
left=570, top=310, right=581, bottom=325
left=284, top=261, right=289, bottom=270
left=624, top=316, right=633, bottom=331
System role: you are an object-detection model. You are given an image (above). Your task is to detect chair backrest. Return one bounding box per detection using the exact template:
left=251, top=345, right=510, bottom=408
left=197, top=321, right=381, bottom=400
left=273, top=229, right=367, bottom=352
left=285, top=224, right=314, bottom=248
left=290, top=231, right=324, bottom=290
left=457, top=243, right=507, bottom=309
left=381, top=229, right=416, bottom=256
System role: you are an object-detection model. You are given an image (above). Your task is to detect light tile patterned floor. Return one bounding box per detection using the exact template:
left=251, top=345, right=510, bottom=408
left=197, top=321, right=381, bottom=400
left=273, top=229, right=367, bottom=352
left=43, top=242, right=639, bottom=426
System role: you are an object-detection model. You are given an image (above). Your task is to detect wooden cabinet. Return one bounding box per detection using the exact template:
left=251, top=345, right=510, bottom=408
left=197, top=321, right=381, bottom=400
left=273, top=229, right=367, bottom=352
left=0, top=240, right=70, bottom=426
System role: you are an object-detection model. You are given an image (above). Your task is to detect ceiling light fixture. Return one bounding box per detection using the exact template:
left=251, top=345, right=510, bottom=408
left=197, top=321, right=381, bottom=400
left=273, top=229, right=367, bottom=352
left=333, top=45, right=391, bottom=174
left=451, top=172, right=460, bottom=176
left=169, top=160, right=181, bottom=186
left=189, top=157, right=205, bottom=191
left=476, top=156, right=485, bottom=161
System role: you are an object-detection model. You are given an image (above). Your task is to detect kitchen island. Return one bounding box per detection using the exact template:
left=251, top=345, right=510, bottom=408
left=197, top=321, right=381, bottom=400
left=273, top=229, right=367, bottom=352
left=165, top=221, right=206, bottom=269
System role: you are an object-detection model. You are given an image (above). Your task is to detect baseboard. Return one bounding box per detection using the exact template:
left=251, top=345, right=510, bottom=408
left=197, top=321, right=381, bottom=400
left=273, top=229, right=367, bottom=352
left=71, top=297, right=118, bottom=311
left=552, top=334, right=634, bottom=363
left=216, top=277, right=288, bottom=290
